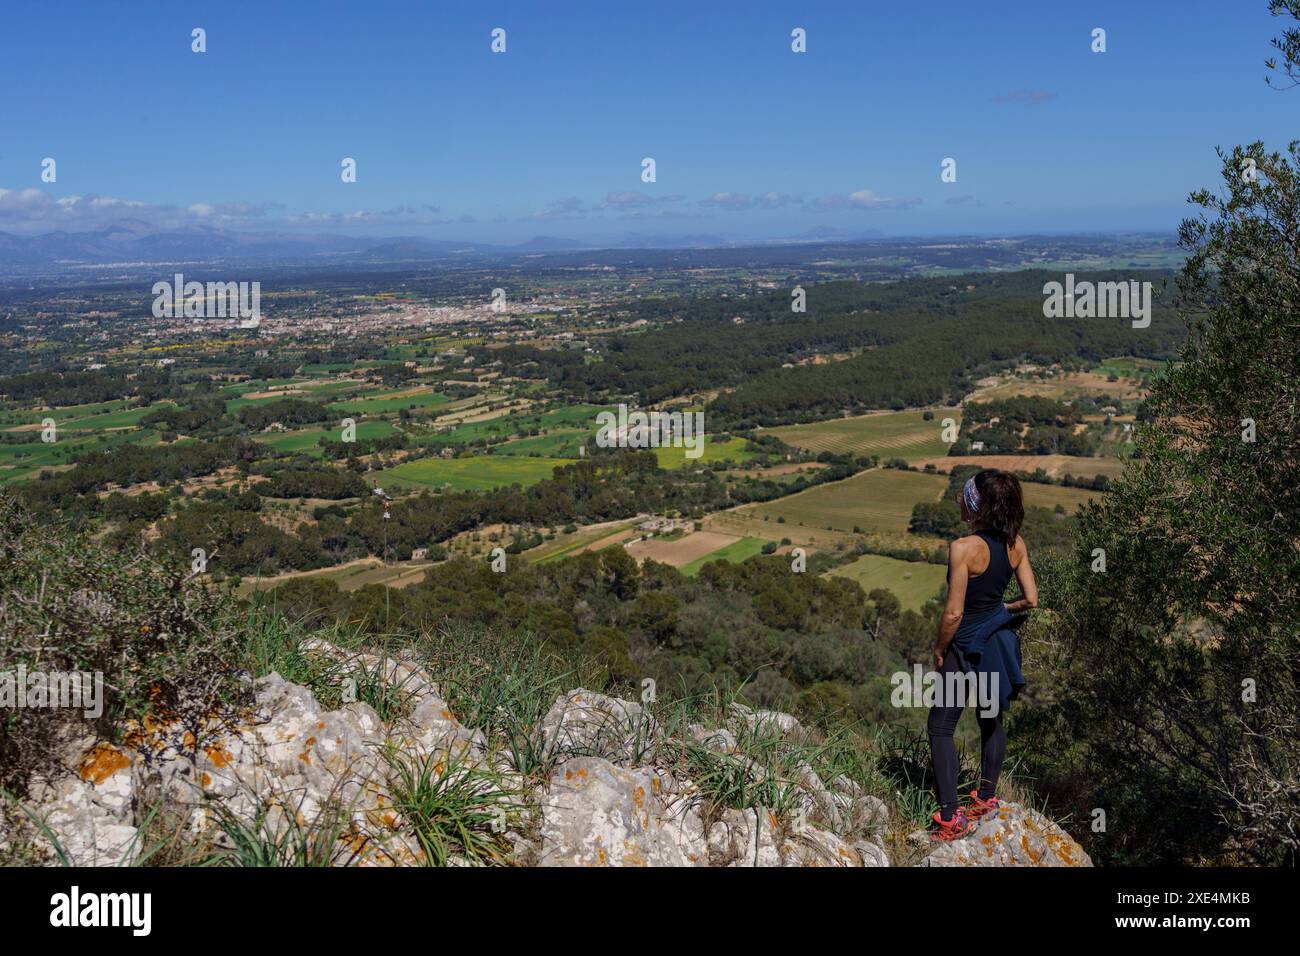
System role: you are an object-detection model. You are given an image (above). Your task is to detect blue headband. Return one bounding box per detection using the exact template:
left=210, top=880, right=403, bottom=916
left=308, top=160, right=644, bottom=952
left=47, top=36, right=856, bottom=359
left=963, top=476, right=982, bottom=514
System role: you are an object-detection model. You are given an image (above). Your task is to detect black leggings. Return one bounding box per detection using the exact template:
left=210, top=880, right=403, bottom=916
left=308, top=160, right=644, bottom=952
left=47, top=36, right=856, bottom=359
left=927, top=651, right=1006, bottom=820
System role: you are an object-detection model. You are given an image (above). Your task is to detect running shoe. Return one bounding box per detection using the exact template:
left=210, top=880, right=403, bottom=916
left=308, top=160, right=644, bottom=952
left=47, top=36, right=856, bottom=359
left=929, top=808, right=971, bottom=842
left=966, top=790, right=1000, bottom=820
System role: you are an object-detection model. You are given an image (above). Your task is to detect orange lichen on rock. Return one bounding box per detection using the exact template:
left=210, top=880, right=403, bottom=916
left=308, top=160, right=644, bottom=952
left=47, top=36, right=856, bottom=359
left=344, top=829, right=370, bottom=855
left=1020, top=834, right=1044, bottom=864
left=78, top=743, right=130, bottom=784
left=205, top=744, right=233, bottom=768
left=141, top=713, right=166, bottom=735
left=1045, top=830, right=1083, bottom=866
left=622, top=840, right=647, bottom=866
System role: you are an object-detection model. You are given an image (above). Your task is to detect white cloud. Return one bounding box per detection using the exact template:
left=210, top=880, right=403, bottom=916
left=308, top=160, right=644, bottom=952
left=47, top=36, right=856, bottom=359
left=812, top=188, right=921, bottom=211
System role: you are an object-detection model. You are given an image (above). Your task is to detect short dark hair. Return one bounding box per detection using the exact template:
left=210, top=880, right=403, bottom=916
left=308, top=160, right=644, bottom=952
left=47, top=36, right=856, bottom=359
left=974, top=469, right=1024, bottom=542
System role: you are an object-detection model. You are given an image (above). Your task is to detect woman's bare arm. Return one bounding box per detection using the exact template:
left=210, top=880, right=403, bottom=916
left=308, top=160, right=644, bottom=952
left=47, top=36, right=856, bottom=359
left=935, top=539, right=970, bottom=667
left=1005, top=535, right=1039, bottom=613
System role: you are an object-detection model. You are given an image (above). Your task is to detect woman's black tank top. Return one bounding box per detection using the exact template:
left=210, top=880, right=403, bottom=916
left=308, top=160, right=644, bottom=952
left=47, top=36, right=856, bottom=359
left=962, top=530, right=1014, bottom=613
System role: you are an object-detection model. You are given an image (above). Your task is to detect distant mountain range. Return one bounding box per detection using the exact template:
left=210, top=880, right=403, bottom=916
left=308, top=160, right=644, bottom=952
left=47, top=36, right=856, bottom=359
left=0, top=222, right=479, bottom=272
left=0, top=222, right=904, bottom=275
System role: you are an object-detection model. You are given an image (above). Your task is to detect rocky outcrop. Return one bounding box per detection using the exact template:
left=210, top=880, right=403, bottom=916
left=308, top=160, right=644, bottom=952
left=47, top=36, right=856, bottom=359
left=529, top=691, right=887, bottom=867
left=534, top=754, right=881, bottom=868
left=2, top=641, right=1090, bottom=868
left=918, top=802, right=1093, bottom=867
left=6, top=644, right=500, bottom=868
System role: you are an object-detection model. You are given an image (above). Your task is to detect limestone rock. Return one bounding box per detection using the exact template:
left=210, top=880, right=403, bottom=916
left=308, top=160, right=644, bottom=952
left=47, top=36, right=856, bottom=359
left=705, top=805, right=880, bottom=867
left=852, top=839, right=892, bottom=867
left=919, top=800, right=1093, bottom=867
left=712, top=807, right=786, bottom=867
left=18, top=742, right=138, bottom=866
left=730, top=703, right=802, bottom=738
left=779, top=824, right=868, bottom=867
left=688, top=723, right=738, bottom=755
left=538, top=756, right=708, bottom=866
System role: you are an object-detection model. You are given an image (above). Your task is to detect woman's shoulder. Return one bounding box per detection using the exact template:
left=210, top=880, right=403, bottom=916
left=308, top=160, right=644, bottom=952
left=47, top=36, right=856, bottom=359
left=950, top=533, right=987, bottom=559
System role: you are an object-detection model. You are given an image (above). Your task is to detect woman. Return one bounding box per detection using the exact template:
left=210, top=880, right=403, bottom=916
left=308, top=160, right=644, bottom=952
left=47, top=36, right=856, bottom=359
left=927, top=469, right=1037, bottom=841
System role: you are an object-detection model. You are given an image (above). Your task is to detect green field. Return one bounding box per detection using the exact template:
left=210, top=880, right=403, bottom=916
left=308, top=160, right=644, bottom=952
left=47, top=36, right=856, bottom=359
left=260, top=420, right=398, bottom=456
left=0, top=400, right=166, bottom=429
left=654, top=436, right=754, bottom=470
left=221, top=380, right=397, bottom=414
left=1022, top=482, right=1105, bottom=514
left=767, top=409, right=960, bottom=462
left=61, top=404, right=166, bottom=430
left=827, top=553, right=947, bottom=611
left=494, top=430, right=587, bottom=458
left=742, top=468, right=949, bottom=534
left=1093, top=356, right=1169, bottom=381
left=0, top=427, right=168, bottom=483
left=433, top=403, right=607, bottom=446
left=297, top=379, right=367, bottom=396
left=380, top=454, right=576, bottom=492
left=679, top=536, right=770, bottom=576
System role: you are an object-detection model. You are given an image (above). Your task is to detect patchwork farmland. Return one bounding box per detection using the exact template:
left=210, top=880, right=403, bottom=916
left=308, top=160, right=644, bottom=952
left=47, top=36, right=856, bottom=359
left=766, top=409, right=960, bottom=462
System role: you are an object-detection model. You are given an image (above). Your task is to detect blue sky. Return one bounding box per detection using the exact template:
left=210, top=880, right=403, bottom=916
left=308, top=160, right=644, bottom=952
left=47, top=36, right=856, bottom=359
left=0, top=0, right=1294, bottom=242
